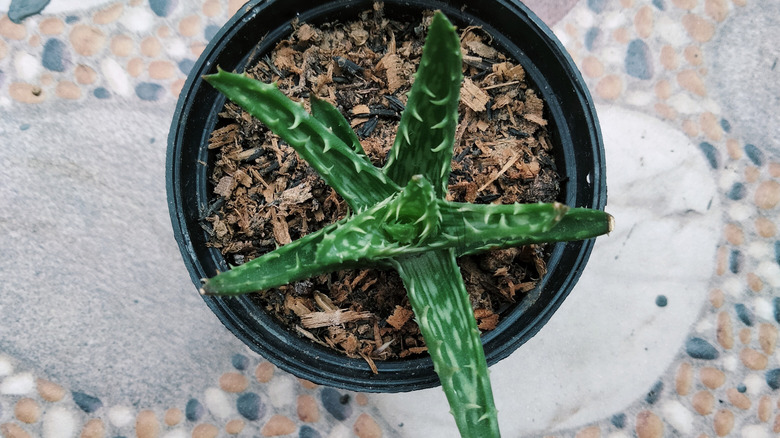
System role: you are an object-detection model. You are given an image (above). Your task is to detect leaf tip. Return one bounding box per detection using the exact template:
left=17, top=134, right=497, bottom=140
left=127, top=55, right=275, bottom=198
left=200, top=277, right=218, bottom=295
left=202, top=66, right=230, bottom=84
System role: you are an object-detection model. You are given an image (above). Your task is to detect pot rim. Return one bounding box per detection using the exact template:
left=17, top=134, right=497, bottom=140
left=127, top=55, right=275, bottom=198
left=167, top=0, right=606, bottom=392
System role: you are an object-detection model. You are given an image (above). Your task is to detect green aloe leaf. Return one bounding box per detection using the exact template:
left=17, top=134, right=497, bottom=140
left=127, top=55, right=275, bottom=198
left=203, top=70, right=398, bottom=211
left=383, top=12, right=462, bottom=198
left=394, top=251, right=500, bottom=438
left=442, top=203, right=614, bottom=256
left=200, top=223, right=341, bottom=295
left=309, top=95, right=368, bottom=159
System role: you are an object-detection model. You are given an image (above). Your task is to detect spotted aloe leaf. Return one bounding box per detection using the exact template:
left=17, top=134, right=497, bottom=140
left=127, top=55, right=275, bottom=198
left=202, top=11, right=613, bottom=438
left=382, top=11, right=462, bottom=198
left=200, top=223, right=342, bottom=296
left=443, top=202, right=614, bottom=256
left=391, top=249, right=500, bottom=437
left=204, top=70, right=398, bottom=211
left=309, top=95, right=367, bottom=159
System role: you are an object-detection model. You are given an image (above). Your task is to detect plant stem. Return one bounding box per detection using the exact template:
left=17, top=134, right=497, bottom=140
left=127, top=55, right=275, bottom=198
left=394, top=250, right=500, bottom=438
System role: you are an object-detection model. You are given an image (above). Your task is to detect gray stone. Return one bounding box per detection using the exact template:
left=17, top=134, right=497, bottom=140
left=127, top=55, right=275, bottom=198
left=585, top=27, right=601, bottom=51
left=93, top=87, right=111, bottom=99
left=587, top=0, right=607, bottom=13
left=744, top=144, right=764, bottom=166
left=42, top=39, right=70, bottom=73
left=626, top=39, right=653, bottom=80
left=735, top=303, right=754, bottom=326
left=299, top=425, right=322, bottom=438
left=8, top=0, right=50, bottom=23
left=232, top=354, right=249, bottom=370
left=610, top=413, right=626, bottom=428
left=236, top=392, right=264, bottom=421
left=149, top=0, right=178, bottom=17
left=185, top=398, right=205, bottom=421
left=72, top=391, right=103, bottom=413
left=178, top=59, right=196, bottom=75
left=699, top=141, right=719, bottom=169
left=773, top=297, right=780, bottom=324
left=767, top=369, right=780, bottom=390
left=135, top=83, right=164, bottom=101
left=686, top=337, right=719, bottom=360
left=644, top=381, right=663, bottom=404
left=321, top=388, right=352, bottom=421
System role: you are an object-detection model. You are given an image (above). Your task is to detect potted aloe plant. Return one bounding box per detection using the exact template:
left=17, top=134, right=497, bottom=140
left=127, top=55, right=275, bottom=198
left=193, top=11, right=612, bottom=438
left=169, top=0, right=607, bottom=381
left=168, top=0, right=609, bottom=435
left=168, top=0, right=607, bottom=390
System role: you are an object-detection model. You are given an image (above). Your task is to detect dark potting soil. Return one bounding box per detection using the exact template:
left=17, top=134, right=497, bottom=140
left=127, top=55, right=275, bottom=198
left=204, top=6, right=560, bottom=369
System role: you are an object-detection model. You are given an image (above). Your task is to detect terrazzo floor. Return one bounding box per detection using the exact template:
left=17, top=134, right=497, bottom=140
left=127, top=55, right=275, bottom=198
left=1, top=0, right=779, bottom=437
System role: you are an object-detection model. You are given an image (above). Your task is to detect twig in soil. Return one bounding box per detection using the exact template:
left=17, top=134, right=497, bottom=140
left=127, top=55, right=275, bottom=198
left=300, top=309, right=374, bottom=329
left=477, top=152, right=521, bottom=192
left=483, top=80, right=521, bottom=90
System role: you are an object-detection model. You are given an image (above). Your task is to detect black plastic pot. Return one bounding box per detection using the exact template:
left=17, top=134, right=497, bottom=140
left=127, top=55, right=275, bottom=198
left=167, top=0, right=606, bottom=392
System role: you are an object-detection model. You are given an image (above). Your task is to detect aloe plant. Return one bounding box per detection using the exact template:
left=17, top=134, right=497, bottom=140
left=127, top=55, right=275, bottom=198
left=203, top=12, right=612, bottom=438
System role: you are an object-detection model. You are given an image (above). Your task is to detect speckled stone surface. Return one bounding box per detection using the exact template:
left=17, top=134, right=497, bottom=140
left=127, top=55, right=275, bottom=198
left=0, top=0, right=778, bottom=437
